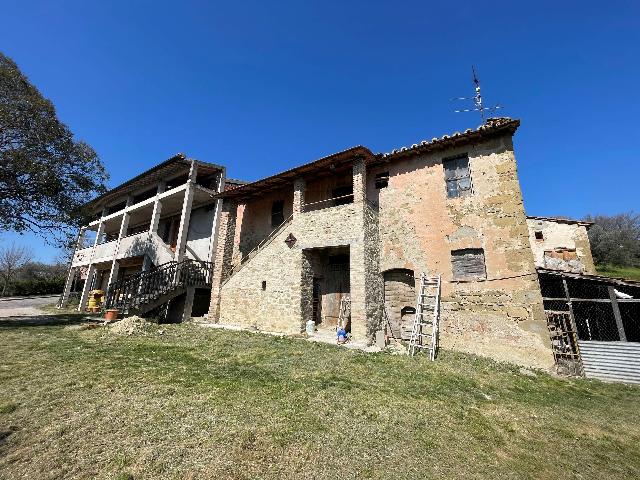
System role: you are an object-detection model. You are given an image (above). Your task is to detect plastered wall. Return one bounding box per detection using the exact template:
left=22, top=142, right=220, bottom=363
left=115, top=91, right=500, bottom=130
left=368, top=135, right=553, bottom=369
left=526, top=218, right=596, bottom=274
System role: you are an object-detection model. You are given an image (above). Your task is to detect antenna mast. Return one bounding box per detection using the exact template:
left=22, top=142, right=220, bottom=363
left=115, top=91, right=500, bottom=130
left=472, top=65, right=484, bottom=122
left=452, top=66, right=502, bottom=122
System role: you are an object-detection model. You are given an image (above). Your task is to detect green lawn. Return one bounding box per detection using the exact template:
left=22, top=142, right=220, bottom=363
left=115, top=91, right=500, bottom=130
left=1, top=315, right=639, bottom=479
left=596, top=264, right=640, bottom=282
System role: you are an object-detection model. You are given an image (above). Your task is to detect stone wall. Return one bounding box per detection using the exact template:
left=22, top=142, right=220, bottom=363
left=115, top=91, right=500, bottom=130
left=235, top=187, right=294, bottom=259
left=218, top=223, right=305, bottom=333
left=210, top=131, right=553, bottom=369
left=368, top=134, right=553, bottom=369
left=213, top=194, right=381, bottom=342
left=526, top=218, right=596, bottom=274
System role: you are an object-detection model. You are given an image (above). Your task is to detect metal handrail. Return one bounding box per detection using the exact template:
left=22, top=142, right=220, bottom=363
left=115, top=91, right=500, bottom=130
left=224, top=214, right=293, bottom=279
left=105, top=259, right=213, bottom=312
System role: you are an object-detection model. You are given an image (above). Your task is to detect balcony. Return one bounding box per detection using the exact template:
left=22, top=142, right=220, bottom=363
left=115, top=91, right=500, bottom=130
left=92, top=239, right=117, bottom=262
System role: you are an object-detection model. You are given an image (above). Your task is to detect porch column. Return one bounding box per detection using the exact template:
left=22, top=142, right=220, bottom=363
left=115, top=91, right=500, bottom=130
left=77, top=227, right=87, bottom=249
left=94, top=222, right=105, bottom=251
left=174, top=162, right=198, bottom=262
left=78, top=222, right=107, bottom=311
left=60, top=227, right=86, bottom=308
left=353, top=156, right=366, bottom=204
left=78, top=265, right=96, bottom=312
left=206, top=169, right=226, bottom=265
left=59, top=267, right=76, bottom=308
left=149, top=181, right=166, bottom=235
left=105, top=209, right=131, bottom=296
left=349, top=156, right=382, bottom=342
left=293, top=177, right=305, bottom=216
left=208, top=200, right=237, bottom=322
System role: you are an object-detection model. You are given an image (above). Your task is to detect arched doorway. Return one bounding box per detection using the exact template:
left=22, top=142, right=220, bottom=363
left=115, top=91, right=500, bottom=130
left=383, top=269, right=416, bottom=340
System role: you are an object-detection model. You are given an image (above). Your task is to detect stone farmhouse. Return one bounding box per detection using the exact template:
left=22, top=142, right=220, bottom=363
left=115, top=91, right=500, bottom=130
left=62, top=117, right=639, bottom=375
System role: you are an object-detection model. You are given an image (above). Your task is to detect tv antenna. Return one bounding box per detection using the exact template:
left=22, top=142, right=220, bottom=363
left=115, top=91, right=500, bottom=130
left=452, top=66, right=502, bottom=122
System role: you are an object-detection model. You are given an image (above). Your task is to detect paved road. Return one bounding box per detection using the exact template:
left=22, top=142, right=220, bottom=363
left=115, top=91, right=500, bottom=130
left=0, top=294, right=60, bottom=317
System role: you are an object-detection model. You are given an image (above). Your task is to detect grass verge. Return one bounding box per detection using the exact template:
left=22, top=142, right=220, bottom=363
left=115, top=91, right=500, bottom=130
left=596, top=264, right=640, bottom=282
left=1, top=316, right=639, bottom=479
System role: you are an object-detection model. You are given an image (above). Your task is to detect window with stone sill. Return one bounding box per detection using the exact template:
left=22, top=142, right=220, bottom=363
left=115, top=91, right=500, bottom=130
left=443, top=155, right=472, bottom=198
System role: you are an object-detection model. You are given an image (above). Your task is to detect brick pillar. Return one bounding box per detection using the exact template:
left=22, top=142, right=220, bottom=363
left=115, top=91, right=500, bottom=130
left=349, top=157, right=368, bottom=341
left=293, top=177, right=305, bottom=216
left=353, top=156, right=366, bottom=204
left=208, top=200, right=237, bottom=321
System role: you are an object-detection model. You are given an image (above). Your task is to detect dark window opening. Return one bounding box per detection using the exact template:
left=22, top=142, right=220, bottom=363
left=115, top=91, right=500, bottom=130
left=452, top=248, right=487, bottom=280
left=271, top=200, right=285, bottom=228
left=105, top=201, right=126, bottom=215
left=132, top=188, right=156, bottom=204
left=166, top=174, right=189, bottom=191
left=443, top=155, right=472, bottom=198
left=375, top=172, right=389, bottom=189
left=535, top=231, right=544, bottom=241
left=261, top=280, right=267, bottom=290
left=126, top=223, right=150, bottom=237
left=332, top=186, right=353, bottom=206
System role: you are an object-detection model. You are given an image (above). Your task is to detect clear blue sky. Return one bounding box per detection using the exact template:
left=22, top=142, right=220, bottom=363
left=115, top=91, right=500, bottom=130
left=1, top=0, right=639, bottom=262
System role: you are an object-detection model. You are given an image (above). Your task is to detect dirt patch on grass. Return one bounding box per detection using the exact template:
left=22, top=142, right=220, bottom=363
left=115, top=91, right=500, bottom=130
left=107, top=316, right=159, bottom=335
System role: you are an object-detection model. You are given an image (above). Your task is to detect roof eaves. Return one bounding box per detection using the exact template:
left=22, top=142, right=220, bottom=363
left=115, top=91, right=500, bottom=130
left=537, top=268, right=640, bottom=287
left=375, top=117, right=520, bottom=163
left=214, top=145, right=374, bottom=200
left=527, top=215, right=594, bottom=227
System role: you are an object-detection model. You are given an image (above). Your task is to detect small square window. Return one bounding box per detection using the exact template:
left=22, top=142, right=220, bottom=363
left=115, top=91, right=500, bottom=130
left=443, top=155, right=472, bottom=198
left=375, top=172, right=389, bottom=189
left=451, top=248, right=486, bottom=280
left=261, top=281, right=267, bottom=290
left=535, top=231, right=544, bottom=241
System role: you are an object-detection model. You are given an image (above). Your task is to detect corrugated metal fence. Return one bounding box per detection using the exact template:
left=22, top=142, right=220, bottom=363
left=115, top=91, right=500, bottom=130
left=578, top=341, right=640, bottom=384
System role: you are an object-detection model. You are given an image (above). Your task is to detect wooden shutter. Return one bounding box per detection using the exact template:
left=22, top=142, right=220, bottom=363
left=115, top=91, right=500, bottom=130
left=452, top=248, right=486, bottom=280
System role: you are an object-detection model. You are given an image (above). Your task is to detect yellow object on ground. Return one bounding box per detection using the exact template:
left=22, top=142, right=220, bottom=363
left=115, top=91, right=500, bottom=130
left=87, top=289, right=104, bottom=310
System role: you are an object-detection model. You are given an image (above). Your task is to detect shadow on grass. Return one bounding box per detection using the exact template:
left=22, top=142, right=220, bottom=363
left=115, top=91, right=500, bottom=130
left=0, top=313, right=98, bottom=329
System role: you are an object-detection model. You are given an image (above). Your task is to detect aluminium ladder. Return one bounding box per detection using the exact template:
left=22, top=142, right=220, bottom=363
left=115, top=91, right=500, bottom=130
left=408, top=273, right=441, bottom=360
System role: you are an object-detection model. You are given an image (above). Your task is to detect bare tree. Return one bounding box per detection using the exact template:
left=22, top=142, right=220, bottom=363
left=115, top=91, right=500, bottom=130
left=0, top=242, right=34, bottom=295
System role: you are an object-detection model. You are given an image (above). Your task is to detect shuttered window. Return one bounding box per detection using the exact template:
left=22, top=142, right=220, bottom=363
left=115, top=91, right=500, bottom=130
left=451, top=248, right=486, bottom=280
left=443, top=156, right=472, bottom=198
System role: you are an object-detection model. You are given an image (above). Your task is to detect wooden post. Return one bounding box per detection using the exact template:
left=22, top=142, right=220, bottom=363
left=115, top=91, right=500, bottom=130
left=562, top=277, right=584, bottom=376
left=562, top=278, right=579, bottom=335
left=608, top=286, right=627, bottom=342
